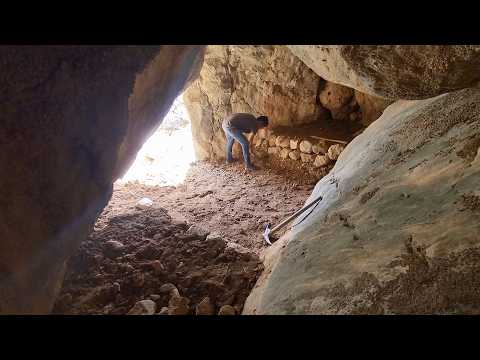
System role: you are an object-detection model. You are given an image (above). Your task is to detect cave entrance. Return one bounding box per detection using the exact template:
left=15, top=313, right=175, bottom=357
left=117, top=93, right=195, bottom=186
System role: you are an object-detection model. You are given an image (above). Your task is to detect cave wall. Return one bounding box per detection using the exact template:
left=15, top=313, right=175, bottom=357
left=0, top=45, right=205, bottom=314
left=184, top=45, right=390, bottom=162
left=184, top=45, right=328, bottom=160
left=287, top=45, right=480, bottom=100
left=244, top=88, right=480, bottom=314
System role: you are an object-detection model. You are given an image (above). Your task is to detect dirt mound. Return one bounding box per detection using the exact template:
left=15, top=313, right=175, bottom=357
left=53, top=206, right=263, bottom=315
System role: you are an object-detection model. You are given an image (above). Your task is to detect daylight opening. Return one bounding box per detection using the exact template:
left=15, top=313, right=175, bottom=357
left=117, top=94, right=195, bottom=186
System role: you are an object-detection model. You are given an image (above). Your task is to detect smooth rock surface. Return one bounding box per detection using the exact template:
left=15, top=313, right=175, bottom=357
left=244, top=88, right=480, bottom=314
left=288, top=45, right=480, bottom=100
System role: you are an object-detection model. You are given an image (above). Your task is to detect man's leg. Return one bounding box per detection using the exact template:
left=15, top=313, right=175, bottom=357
left=224, top=129, right=235, bottom=163
left=229, top=128, right=255, bottom=169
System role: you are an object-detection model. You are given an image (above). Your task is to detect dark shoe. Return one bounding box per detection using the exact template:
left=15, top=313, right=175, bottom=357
left=226, top=159, right=234, bottom=164
left=246, top=164, right=259, bottom=171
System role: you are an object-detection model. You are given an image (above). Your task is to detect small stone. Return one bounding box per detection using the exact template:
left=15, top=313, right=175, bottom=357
left=206, top=232, right=222, bottom=241
left=314, top=155, right=331, bottom=168
left=150, top=294, right=161, bottom=301
left=186, top=224, right=209, bottom=239
left=327, top=144, right=345, bottom=160
left=299, top=140, right=313, bottom=154
left=112, top=282, right=121, bottom=293
left=159, top=283, right=178, bottom=296
left=168, top=295, right=190, bottom=315
left=135, top=197, right=153, bottom=210
left=157, top=307, right=169, bottom=315
left=132, top=272, right=145, bottom=288
left=279, top=148, right=290, bottom=159
left=267, top=147, right=280, bottom=155
left=257, top=128, right=268, bottom=139
left=268, top=136, right=276, bottom=147
left=312, top=144, right=322, bottom=154
left=290, top=139, right=298, bottom=150
left=151, top=260, right=165, bottom=275
left=195, top=297, right=215, bottom=315
left=127, top=300, right=156, bottom=315
left=103, top=240, right=124, bottom=258
left=218, top=305, right=236, bottom=315
left=275, top=135, right=290, bottom=148
left=300, top=153, right=314, bottom=163
left=288, top=150, right=301, bottom=161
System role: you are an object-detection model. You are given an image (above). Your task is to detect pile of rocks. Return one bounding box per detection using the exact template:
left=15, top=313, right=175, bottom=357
left=253, top=128, right=346, bottom=170
left=128, top=283, right=237, bottom=316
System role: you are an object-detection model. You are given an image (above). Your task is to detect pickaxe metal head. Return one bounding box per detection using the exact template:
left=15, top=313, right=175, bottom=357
left=263, top=223, right=272, bottom=245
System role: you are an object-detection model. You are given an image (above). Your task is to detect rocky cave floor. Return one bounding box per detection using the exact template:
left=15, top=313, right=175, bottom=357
left=53, top=161, right=317, bottom=315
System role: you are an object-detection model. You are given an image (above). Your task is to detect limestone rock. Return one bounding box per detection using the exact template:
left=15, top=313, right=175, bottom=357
left=313, top=155, right=330, bottom=168
left=268, top=147, right=280, bottom=155
left=244, top=88, right=480, bottom=315
left=355, top=90, right=394, bottom=126
left=184, top=45, right=328, bottom=161
left=168, top=295, right=190, bottom=315
left=157, top=307, right=169, bottom=315
left=290, top=139, right=299, bottom=150
left=279, top=148, right=290, bottom=159
left=150, top=294, right=161, bottom=301
left=218, top=305, right=236, bottom=315
left=186, top=224, right=209, bottom=239
left=135, top=197, right=153, bottom=210
left=268, top=136, right=277, bottom=147
left=151, top=260, right=165, bottom=275
left=288, top=45, right=480, bottom=100
left=159, top=283, right=178, bottom=296
left=128, top=300, right=156, bottom=315
left=195, top=297, right=215, bottom=315
left=327, top=144, right=345, bottom=161
left=132, top=272, right=145, bottom=288
left=300, top=153, right=314, bottom=163
left=103, top=240, right=125, bottom=259
left=319, top=82, right=355, bottom=120
left=257, top=128, right=269, bottom=139
left=289, top=150, right=301, bottom=161
left=206, top=232, right=222, bottom=241
left=275, top=136, right=290, bottom=148
left=0, top=45, right=205, bottom=314
left=299, top=140, right=313, bottom=154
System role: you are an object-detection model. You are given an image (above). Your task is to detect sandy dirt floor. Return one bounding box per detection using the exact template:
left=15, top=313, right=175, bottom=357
left=53, top=161, right=315, bottom=315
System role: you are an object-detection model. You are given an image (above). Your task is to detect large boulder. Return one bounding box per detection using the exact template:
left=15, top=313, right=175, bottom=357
left=0, top=45, right=205, bottom=314
left=244, top=88, right=480, bottom=314
left=287, top=45, right=480, bottom=100
left=183, top=45, right=328, bottom=160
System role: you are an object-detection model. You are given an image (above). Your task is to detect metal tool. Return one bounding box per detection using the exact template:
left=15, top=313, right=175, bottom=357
left=263, top=195, right=323, bottom=245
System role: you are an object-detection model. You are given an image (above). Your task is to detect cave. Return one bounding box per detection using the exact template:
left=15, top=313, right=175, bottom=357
left=2, top=45, right=480, bottom=315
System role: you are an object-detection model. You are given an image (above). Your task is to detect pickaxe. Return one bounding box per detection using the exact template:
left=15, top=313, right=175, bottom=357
left=263, top=194, right=323, bottom=245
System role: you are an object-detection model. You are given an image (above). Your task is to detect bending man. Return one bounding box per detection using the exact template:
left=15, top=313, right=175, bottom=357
left=222, top=113, right=269, bottom=170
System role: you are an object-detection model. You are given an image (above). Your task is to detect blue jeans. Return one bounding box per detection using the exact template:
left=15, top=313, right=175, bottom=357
left=223, top=125, right=252, bottom=166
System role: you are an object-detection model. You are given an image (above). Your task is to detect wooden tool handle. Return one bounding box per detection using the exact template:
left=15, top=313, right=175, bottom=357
left=270, top=195, right=323, bottom=234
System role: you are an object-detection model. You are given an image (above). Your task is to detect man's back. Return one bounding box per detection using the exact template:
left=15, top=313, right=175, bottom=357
left=222, top=113, right=259, bottom=133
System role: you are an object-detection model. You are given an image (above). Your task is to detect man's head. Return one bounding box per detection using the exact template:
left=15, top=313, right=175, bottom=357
left=256, top=115, right=269, bottom=128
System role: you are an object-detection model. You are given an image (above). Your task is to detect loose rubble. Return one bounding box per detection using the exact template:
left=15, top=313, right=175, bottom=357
left=53, top=205, right=264, bottom=315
